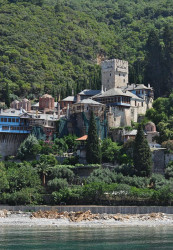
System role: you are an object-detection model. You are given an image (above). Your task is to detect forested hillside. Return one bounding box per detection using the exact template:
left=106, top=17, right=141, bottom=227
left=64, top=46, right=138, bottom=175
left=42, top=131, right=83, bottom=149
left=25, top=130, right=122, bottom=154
left=0, top=0, right=173, bottom=100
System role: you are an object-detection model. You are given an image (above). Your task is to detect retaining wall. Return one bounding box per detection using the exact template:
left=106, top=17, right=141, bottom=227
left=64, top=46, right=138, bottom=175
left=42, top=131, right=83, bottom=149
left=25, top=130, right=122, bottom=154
left=1, top=206, right=173, bottom=214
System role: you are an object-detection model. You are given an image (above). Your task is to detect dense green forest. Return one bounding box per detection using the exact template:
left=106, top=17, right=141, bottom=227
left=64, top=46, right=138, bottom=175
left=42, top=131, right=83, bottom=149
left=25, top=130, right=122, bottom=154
left=0, top=0, right=173, bottom=100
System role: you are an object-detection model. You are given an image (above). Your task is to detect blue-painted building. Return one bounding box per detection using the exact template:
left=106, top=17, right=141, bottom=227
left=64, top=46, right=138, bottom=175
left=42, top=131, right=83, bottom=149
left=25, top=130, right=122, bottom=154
left=124, top=84, right=154, bottom=99
left=0, top=109, right=31, bottom=134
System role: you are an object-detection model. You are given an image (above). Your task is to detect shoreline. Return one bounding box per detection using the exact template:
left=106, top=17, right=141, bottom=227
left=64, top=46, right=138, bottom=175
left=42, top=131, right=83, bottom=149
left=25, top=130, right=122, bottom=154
left=1, top=210, right=173, bottom=227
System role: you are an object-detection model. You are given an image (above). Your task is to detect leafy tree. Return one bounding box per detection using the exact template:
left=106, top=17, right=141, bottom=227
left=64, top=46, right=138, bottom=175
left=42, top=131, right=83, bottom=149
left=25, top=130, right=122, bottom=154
left=133, top=124, right=152, bottom=177
left=86, top=111, right=101, bottom=164
left=54, top=1, right=62, bottom=13
left=82, top=182, right=106, bottom=204
left=63, top=134, right=77, bottom=152
left=54, top=138, right=68, bottom=153
left=162, top=140, right=173, bottom=153
left=101, top=138, right=121, bottom=163
left=17, top=135, right=41, bottom=160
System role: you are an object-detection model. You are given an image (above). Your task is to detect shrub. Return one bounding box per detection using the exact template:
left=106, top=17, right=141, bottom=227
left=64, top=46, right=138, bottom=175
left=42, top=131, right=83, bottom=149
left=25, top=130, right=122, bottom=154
left=87, top=168, right=117, bottom=184
left=4, top=188, right=43, bottom=205
left=165, top=161, right=173, bottom=179
left=150, top=174, right=169, bottom=189
left=50, top=166, right=75, bottom=183
left=47, top=178, right=68, bottom=192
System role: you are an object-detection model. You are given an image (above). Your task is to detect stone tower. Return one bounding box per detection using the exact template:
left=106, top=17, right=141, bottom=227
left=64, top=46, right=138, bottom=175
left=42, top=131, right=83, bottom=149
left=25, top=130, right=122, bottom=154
left=101, top=59, right=128, bottom=91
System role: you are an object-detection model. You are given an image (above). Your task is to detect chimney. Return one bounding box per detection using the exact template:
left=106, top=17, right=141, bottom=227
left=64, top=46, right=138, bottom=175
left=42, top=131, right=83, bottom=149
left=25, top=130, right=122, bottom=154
left=101, top=85, right=104, bottom=94
left=77, top=94, right=81, bottom=103
left=58, top=103, right=60, bottom=119
left=148, top=83, right=150, bottom=88
left=66, top=104, right=70, bottom=119
left=20, top=107, right=23, bottom=114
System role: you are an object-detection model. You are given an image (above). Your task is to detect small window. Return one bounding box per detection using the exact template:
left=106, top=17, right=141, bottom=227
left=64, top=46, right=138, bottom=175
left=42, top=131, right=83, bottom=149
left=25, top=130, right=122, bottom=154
left=1, top=118, right=4, bottom=122
left=16, top=119, right=19, bottom=123
left=110, top=73, right=111, bottom=76
left=12, top=118, right=15, bottom=122
left=4, top=118, right=7, bottom=122
left=8, top=118, right=11, bottom=122
left=2, top=126, right=9, bottom=130
left=119, top=73, right=120, bottom=76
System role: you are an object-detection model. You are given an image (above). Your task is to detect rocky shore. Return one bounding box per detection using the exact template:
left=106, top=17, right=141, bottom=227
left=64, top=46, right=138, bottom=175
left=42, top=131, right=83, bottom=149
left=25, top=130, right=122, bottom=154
left=0, top=209, right=173, bottom=227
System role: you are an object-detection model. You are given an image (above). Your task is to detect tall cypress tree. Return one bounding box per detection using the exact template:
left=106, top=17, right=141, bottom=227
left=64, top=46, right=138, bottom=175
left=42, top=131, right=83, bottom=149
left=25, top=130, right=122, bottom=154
left=86, top=111, right=101, bottom=164
left=144, top=30, right=163, bottom=97
left=133, top=124, right=152, bottom=177
left=162, top=25, right=173, bottom=95
left=5, top=83, right=10, bottom=108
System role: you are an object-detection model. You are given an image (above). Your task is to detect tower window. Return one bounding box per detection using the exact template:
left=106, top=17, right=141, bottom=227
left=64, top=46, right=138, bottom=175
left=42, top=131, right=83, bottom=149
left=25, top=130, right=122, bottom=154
left=110, top=73, right=111, bottom=76
left=119, top=73, right=120, bottom=76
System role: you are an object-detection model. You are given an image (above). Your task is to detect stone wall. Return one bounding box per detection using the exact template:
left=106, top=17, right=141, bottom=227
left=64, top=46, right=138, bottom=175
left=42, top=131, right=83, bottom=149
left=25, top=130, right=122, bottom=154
left=1, top=205, right=173, bottom=214
left=107, top=106, right=131, bottom=128
left=0, top=133, right=28, bottom=159
left=152, top=149, right=165, bottom=174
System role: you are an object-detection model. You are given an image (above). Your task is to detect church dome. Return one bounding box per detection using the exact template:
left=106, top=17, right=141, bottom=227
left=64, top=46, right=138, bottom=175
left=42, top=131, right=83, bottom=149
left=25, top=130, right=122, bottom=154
left=42, top=94, right=52, bottom=98
left=145, top=121, right=156, bottom=132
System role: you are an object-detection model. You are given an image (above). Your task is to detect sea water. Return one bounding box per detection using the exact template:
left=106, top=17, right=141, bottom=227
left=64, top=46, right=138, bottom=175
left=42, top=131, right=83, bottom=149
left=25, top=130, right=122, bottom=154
left=0, top=226, right=173, bottom=249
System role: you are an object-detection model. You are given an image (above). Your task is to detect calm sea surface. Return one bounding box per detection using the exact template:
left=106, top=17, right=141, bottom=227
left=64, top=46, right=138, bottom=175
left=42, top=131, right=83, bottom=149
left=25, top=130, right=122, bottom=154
left=0, top=226, right=173, bottom=249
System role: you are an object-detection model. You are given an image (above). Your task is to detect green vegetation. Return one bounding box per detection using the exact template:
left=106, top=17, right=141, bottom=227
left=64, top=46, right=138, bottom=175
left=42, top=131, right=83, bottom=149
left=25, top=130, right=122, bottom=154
left=86, top=111, right=101, bottom=164
left=101, top=138, right=121, bottom=163
left=1, top=0, right=173, bottom=100
left=1, top=159, right=173, bottom=205
left=133, top=124, right=152, bottom=177
left=17, top=134, right=41, bottom=160
left=146, top=93, right=173, bottom=143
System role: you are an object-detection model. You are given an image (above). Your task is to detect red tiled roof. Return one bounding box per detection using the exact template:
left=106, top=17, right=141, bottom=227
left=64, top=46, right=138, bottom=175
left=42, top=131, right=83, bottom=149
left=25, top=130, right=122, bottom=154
left=76, top=135, right=88, bottom=141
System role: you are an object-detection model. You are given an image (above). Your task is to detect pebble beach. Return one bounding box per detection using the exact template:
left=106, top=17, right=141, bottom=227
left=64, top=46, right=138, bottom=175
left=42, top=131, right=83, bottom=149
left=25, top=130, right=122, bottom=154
left=0, top=210, right=173, bottom=227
